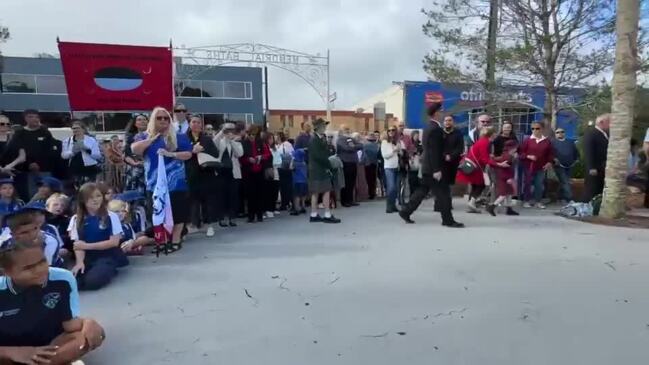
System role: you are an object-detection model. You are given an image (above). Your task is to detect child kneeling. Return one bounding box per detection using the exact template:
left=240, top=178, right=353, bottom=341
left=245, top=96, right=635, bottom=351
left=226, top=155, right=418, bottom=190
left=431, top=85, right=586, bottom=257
left=0, top=233, right=105, bottom=364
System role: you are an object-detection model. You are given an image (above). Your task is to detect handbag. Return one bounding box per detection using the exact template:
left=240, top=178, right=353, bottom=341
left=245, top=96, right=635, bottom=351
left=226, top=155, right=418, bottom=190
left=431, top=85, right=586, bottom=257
left=458, top=158, right=476, bottom=174
left=197, top=152, right=222, bottom=168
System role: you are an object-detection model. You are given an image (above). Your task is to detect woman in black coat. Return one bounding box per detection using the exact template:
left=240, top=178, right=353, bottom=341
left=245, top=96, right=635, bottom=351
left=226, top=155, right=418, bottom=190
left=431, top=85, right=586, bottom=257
left=185, top=115, right=220, bottom=237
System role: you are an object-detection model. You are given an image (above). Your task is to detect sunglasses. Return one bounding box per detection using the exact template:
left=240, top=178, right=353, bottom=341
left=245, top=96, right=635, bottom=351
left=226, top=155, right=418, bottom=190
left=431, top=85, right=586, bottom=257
left=174, top=109, right=187, bottom=113
left=0, top=123, right=9, bottom=126
left=531, top=127, right=541, bottom=130
left=156, top=116, right=171, bottom=121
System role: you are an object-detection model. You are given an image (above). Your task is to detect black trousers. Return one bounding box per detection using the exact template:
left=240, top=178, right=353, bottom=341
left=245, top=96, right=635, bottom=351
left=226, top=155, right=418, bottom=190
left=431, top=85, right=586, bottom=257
left=408, top=171, right=421, bottom=198
left=189, top=173, right=218, bottom=226
left=645, top=165, right=649, bottom=208
left=341, top=162, right=358, bottom=205
left=584, top=169, right=605, bottom=202
left=278, top=168, right=293, bottom=209
left=365, top=164, right=377, bottom=199
left=401, top=175, right=454, bottom=224
left=216, top=170, right=239, bottom=221
left=265, top=179, right=280, bottom=212
left=244, top=172, right=265, bottom=220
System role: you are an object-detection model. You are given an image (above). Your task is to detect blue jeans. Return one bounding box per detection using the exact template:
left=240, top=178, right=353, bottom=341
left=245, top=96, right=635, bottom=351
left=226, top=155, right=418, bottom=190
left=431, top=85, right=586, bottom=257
left=554, top=166, right=573, bottom=201
left=384, top=168, right=399, bottom=210
left=524, top=170, right=545, bottom=203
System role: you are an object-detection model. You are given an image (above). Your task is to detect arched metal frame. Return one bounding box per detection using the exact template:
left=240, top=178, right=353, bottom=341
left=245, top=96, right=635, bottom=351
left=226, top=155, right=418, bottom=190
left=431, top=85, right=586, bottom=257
left=174, top=43, right=333, bottom=120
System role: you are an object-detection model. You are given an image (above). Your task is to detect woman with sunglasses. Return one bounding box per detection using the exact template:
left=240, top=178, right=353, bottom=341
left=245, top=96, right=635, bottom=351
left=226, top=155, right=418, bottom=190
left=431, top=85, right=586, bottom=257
left=61, top=120, right=102, bottom=189
left=123, top=114, right=149, bottom=194
left=0, top=115, right=25, bottom=178
left=519, top=121, right=554, bottom=209
left=131, top=107, right=192, bottom=251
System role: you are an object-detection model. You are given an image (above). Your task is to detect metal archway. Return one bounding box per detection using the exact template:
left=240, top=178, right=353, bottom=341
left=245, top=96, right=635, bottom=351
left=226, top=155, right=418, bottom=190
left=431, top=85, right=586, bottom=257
left=174, top=43, right=334, bottom=120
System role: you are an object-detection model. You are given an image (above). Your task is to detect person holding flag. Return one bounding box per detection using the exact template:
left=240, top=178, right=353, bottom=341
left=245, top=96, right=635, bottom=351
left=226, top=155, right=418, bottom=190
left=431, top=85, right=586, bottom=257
left=131, top=107, right=192, bottom=253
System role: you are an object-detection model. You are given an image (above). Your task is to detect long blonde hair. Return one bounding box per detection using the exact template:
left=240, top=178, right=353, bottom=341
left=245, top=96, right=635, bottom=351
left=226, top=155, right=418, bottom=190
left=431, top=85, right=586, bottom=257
left=147, top=106, right=177, bottom=152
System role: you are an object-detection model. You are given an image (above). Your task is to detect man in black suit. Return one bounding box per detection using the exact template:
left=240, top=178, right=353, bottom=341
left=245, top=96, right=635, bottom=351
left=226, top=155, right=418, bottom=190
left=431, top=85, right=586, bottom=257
left=399, top=102, right=464, bottom=228
left=582, top=113, right=610, bottom=202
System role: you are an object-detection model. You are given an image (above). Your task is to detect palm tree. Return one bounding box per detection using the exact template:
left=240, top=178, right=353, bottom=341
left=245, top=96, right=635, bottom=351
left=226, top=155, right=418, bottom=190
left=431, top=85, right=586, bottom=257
left=601, top=0, right=641, bottom=219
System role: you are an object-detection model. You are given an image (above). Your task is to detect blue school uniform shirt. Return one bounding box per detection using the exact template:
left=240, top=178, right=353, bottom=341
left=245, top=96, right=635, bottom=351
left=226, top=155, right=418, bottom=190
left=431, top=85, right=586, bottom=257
left=292, top=160, right=307, bottom=184
left=133, top=132, right=192, bottom=192
left=67, top=211, right=128, bottom=267
left=42, top=225, right=64, bottom=268
left=0, top=267, right=80, bottom=346
left=0, top=199, right=24, bottom=214
left=121, top=223, right=135, bottom=243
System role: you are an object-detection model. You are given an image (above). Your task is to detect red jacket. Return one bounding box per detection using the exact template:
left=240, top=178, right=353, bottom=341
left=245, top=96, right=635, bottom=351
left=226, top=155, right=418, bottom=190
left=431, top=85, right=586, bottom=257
left=456, top=136, right=495, bottom=185
left=240, top=139, right=271, bottom=174
left=520, top=136, right=554, bottom=172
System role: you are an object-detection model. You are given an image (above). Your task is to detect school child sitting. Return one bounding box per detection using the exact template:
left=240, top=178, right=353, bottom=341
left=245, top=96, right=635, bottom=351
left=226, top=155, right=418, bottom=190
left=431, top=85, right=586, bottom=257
left=107, top=199, right=154, bottom=256
left=46, top=193, right=73, bottom=255
left=28, top=177, right=63, bottom=205
left=68, top=183, right=126, bottom=291
left=0, top=232, right=105, bottom=364
left=4, top=204, right=64, bottom=268
left=0, top=178, right=24, bottom=215
left=114, top=190, right=148, bottom=234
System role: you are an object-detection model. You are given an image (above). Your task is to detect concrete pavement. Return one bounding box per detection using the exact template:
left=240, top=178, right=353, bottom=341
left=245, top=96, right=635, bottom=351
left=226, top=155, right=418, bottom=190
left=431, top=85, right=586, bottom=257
left=82, top=199, right=649, bottom=364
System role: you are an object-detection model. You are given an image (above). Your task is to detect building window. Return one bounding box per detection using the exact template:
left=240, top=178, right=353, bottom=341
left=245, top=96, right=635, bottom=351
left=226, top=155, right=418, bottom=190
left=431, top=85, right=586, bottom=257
left=288, top=115, right=294, bottom=128
left=35, top=75, right=67, bottom=94
left=174, top=80, right=252, bottom=99
left=281, top=115, right=287, bottom=128
left=245, top=114, right=254, bottom=124
left=1, top=74, right=37, bottom=93
left=310, top=115, right=317, bottom=122
left=364, top=118, right=370, bottom=132
left=201, top=81, right=225, bottom=98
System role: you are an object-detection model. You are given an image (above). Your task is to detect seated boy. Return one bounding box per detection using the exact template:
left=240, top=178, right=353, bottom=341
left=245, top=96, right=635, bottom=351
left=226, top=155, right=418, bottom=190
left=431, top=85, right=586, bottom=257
left=28, top=177, right=63, bottom=205
left=4, top=204, right=64, bottom=267
left=46, top=194, right=73, bottom=255
left=0, top=232, right=105, bottom=364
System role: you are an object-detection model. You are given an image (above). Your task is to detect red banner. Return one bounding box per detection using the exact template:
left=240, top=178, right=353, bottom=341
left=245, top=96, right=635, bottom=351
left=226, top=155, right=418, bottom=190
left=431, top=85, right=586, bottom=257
left=58, top=41, right=173, bottom=111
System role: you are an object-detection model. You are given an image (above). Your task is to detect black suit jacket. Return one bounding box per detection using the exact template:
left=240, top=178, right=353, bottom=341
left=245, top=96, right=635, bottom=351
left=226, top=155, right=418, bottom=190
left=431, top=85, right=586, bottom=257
left=442, top=128, right=464, bottom=184
left=582, top=127, right=609, bottom=171
left=420, top=120, right=444, bottom=176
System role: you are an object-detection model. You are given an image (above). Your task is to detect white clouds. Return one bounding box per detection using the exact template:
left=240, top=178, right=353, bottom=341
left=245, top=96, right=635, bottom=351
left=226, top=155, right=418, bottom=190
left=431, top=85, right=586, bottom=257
left=0, top=0, right=434, bottom=109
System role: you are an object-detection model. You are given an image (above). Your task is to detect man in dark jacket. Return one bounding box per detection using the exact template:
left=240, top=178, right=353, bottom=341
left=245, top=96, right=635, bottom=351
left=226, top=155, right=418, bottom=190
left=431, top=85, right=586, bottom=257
left=336, top=125, right=362, bottom=207
left=551, top=128, right=580, bottom=203
left=582, top=114, right=610, bottom=202
left=433, top=115, right=464, bottom=212
left=6, top=110, right=58, bottom=202
left=399, top=103, right=464, bottom=228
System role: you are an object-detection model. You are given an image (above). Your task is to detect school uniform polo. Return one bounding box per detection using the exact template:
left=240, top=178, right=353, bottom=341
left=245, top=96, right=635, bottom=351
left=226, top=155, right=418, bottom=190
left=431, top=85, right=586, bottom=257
left=0, top=267, right=79, bottom=346
left=68, top=212, right=127, bottom=268
left=42, top=228, right=64, bottom=268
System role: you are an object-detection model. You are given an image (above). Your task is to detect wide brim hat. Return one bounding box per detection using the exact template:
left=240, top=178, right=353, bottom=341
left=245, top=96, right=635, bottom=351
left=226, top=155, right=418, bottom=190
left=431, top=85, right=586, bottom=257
left=313, top=118, right=329, bottom=128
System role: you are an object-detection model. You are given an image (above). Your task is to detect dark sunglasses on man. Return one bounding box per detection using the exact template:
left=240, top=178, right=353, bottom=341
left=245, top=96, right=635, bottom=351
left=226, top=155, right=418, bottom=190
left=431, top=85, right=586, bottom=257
left=174, top=109, right=187, bottom=113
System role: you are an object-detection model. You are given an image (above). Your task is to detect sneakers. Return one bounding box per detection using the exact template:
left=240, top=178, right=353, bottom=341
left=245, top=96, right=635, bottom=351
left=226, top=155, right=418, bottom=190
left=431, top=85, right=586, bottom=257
left=206, top=226, right=215, bottom=237
left=523, top=202, right=533, bottom=208
left=274, top=210, right=281, bottom=215
left=535, top=203, right=546, bottom=209
left=265, top=212, right=275, bottom=218
left=442, top=221, right=465, bottom=228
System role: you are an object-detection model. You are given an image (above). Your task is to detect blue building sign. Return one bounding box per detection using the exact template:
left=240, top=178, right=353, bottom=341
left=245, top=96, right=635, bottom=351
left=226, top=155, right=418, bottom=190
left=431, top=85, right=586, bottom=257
left=403, top=81, right=583, bottom=139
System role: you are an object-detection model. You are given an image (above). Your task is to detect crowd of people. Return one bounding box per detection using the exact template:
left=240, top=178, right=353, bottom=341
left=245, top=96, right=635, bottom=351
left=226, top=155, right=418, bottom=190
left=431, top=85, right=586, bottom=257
left=0, top=101, right=647, bottom=363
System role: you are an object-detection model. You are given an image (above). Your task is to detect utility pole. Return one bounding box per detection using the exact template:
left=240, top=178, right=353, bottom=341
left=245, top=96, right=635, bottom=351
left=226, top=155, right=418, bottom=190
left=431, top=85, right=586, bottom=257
left=485, top=0, right=499, bottom=116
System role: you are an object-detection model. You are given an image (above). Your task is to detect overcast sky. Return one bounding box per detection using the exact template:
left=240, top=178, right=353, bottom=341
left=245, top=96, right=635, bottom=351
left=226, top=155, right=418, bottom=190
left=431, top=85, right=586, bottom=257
left=0, top=0, right=434, bottom=110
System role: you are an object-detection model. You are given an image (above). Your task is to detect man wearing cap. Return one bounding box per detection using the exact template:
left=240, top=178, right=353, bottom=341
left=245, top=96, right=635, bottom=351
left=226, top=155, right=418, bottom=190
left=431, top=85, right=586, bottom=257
left=399, top=102, right=464, bottom=228
left=308, top=118, right=340, bottom=223
left=551, top=128, right=580, bottom=203
left=6, top=109, right=58, bottom=202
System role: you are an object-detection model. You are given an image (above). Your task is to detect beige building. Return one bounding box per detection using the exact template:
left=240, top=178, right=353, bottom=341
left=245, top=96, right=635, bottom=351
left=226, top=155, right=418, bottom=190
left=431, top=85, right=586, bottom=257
left=268, top=109, right=395, bottom=138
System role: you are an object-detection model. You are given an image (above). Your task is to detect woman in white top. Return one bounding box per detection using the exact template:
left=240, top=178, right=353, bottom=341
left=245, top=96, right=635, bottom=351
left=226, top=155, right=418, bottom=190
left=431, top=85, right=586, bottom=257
left=213, top=123, right=244, bottom=227
left=276, top=132, right=294, bottom=211
left=61, top=120, right=102, bottom=189
left=381, top=127, right=404, bottom=214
